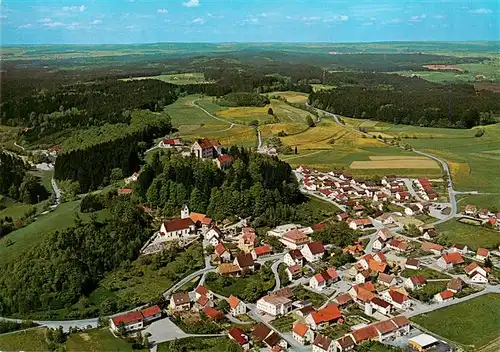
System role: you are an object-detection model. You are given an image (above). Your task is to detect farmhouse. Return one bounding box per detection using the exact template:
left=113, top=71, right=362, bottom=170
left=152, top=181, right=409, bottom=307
left=191, top=138, right=222, bottom=159
left=305, top=304, right=343, bottom=330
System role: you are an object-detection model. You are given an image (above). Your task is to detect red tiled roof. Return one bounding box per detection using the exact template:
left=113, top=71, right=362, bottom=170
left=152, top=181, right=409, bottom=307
left=335, top=293, right=353, bottom=306
left=392, top=315, right=409, bottom=327
left=288, top=249, right=304, bottom=260
left=310, top=305, right=342, bottom=324
left=228, top=295, right=241, bottom=309
left=217, top=154, right=233, bottom=164
left=215, top=243, right=228, bottom=256
left=118, top=188, right=133, bottom=195
left=283, top=229, right=309, bottom=242
left=422, top=241, right=444, bottom=252
left=312, top=222, right=328, bottom=232
left=442, top=252, right=464, bottom=264
left=195, top=285, right=209, bottom=296
left=306, top=241, right=325, bottom=254
left=163, top=218, right=194, bottom=232
left=411, top=275, right=426, bottom=285
left=254, top=245, right=272, bottom=256
left=313, top=334, right=333, bottom=350
left=464, top=262, right=479, bottom=274
left=141, top=305, right=161, bottom=318
left=373, top=320, right=398, bottom=334
left=112, top=311, right=143, bottom=326
left=228, top=327, right=248, bottom=345
left=388, top=290, right=408, bottom=304
left=477, top=248, right=489, bottom=257
left=369, top=260, right=387, bottom=273
left=352, top=325, right=379, bottom=343
left=314, top=273, right=326, bottom=283
left=439, top=290, right=454, bottom=300
left=293, top=321, right=309, bottom=337
left=203, top=306, right=223, bottom=320
left=197, top=295, right=209, bottom=307
left=336, top=335, right=355, bottom=349
left=371, top=297, right=391, bottom=309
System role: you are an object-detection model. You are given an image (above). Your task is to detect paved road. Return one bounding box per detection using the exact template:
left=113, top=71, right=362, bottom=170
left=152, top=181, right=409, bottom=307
left=163, top=257, right=214, bottom=298
left=193, top=100, right=242, bottom=126
left=271, top=259, right=283, bottom=292
left=51, top=178, right=61, bottom=207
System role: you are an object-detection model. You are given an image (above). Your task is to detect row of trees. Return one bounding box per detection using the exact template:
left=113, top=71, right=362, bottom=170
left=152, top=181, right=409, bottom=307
left=310, top=74, right=499, bottom=128
left=216, top=92, right=270, bottom=107
left=0, top=199, right=150, bottom=315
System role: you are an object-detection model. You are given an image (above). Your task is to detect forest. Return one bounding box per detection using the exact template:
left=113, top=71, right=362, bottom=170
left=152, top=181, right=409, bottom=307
left=216, top=92, right=270, bottom=107
left=0, top=151, right=48, bottom=204
left=134, top=148, right=319, bottom=226
left=0, top=198, right=150, bottom=316
left=310, top=73, right=499, bottom=128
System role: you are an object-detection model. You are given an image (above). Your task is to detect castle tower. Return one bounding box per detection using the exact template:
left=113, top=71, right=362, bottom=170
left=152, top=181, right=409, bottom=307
left=181, top=205, right=190, bottom=219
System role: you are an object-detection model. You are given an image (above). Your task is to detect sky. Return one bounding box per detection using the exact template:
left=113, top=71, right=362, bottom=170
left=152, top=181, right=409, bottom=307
left=1, top=0, right=498, bottom=44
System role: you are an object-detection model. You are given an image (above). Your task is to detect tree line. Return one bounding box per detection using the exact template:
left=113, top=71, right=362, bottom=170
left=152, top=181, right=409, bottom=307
left=310, top=73, right=499, bottom=128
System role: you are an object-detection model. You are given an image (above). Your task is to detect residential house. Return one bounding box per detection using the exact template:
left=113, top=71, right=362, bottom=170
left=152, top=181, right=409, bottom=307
left=421, top=242, right=444, bottom=255
left=377, top=273, right=396, bottom=287
left=169, top=292, right=191, bottom=311
left=188, top=211, right=212, bottom=231
left=337, top=212, right=349, bottom=222
left=191, top=138, right=222, bottom=159
left=214, top=243, right=231, bottom=263
left=437, top=252, right=464, bottom=270
left=396, top=191, right=410, bottom=201
left=194, top=285, right=213, bottom=300
left=447, top=278, right=465, bottom=293
left=158, top=218, right=196, bottom=242
left=464, top=262, right=487, bottom=277
left=217, top=263, right=241, bottom=276
left=228, top=295, right=246, bottom=316
left=141, top=305, right=162, bottom=323
left=161, top=138, right=183, bottom=148
left=355, top=270, right=371, bottom=284
left=284, top=249, right=304, bottom=267
left=233, top=253, right=255, bottom=274
left=228, top=327, right=251, bottom=351
left=373, top=192, right=390, bottom=203
left=312, top=334, right=335, bottom=352
left=281, top=229, right=310, bottom=249
left=335, top=335, right=355, bottom=352
left=405, top=258, right=420, bottom=270
left=286, top=264, right=302, bottom=281
left=478, top=208, right=490, bottom=219
left=305, top=305, right=343, bottom=330
left=404, top=205, right=421, bottom=216
left=373, top=252, right=387, bottom=263
left=252, top=245, right=272, bottom=260
left=382, top=290, right=410, bottom=309
left=194, top=294, right=214, bottom=312
left=204, top=226, right=222, bottom=246
left=310, top=268, right=339, bottom=290
left=252, top=324, right=283, bottom=349
left=404, top=275, right=426, bottom=290
left=342, top=243, right=364, bottom=256
left=348, top=218, right=373, bottom=230
left=372, top=237, right=386, bottom=252
left=449, top=243, right=468, bottom=255
left=239, top=227, right=256, bottom=253
left=464, top=204, right=477, bottom=216
left=376, top=213, right=398, bottom=226
left=110, top=311, right=144, bottom=332
left=350, top=325, right=379, bottom=345
left=357, top=254, right=375, bottom=270
left=476, top=248, right=490, bottom=262
left=349, top=282, right=376, bottom=303
left=292, top=321, right=314, bottom=345
left=376, top=227, right=394, bottom=242
left=256, top=295, right=293, bottom=317
left=296, top=305, right=315, bottom=318
left=370, top=297, right=392, bottom=315
left=434, top=290, right=454, bottom=303
left=301, top=241, right=325, bottom=263
left=469, top=270, right=489, bottom=284
left=388, top=239, right=409, bottom=252
left=334, top=294, right=353, bottom=308
left=368, top=259, right=387, bottom=274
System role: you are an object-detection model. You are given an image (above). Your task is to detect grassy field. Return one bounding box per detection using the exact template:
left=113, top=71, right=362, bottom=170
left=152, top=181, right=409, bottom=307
left=412, top=294, right=500, bottom=349
left=157, top=337, right=239, bottom=352
left=436, top=219, right=500, bottom=250
left=121, top=72, right=213, bottom=85
left=341, top=117, right=500, bottom=193
left=267, top=91, right=309, bottom=104
left=0, top=328, right=49, bottom=351
left=400, top=268, right=451, bottom=280
left=457, top=194, right=500, bottom=211
left=65, top=328, right=146, bottom=352
left=0, top=200, right=109, bottom=267
left=311, top=84, right=337, bottom=91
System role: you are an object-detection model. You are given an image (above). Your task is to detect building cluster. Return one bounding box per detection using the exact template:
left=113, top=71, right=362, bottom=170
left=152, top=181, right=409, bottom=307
left=463, top=204, right=500, bottom=229
left=191, top=138, right=234, bottom=170
left=110, top=305, right=162, bottom=333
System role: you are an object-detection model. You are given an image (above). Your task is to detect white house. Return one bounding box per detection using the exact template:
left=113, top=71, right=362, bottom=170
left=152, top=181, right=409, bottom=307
left=110, top=311, right=144, bottom=332
left=284, top=249, right=304, bottom=267
left=256, top=295, right=293, bottom=317
left=292, top=321, right=314, bottom=345
left=355, top=270, right=371, bottom=284
left=310, top=268, right=339, bottom=290
left=204, top=226, right=222, bottom=246
left=434, top=290, right=454, bottom=303
left=382, top=290, right=411, bottom=310
left=464, top=262, right=487, bottom=277
left=214, top=243, right=231, bottom=263
left=301, top=241, right=325, bottom=263
left=469, top=271, right=488, bottom=284
left=370, top=297, right=392, bottom=315
left=372, top=237, right=386, bottom=251
left=475, top=248, right=490, bottom=262
left=228, top=295, right=246, bottom=316
left=449, top=243, right=468, bottom=255
left=169, top=292, right=191, bottom=311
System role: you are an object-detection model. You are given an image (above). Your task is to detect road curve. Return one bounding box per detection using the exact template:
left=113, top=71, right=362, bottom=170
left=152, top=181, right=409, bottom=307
left=271, top=259, right=283, bottom=292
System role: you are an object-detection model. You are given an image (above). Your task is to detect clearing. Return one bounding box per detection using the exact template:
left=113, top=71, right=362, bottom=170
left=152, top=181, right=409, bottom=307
left=65, top=328, right=147, bottom=352
left=268, top=91, right=309, bottom=104
left=436, top=219, right=500, bottom=250
left=121, top=72, right=212, bottom=85
left=411, top=293, right=500, bottom=350
left=0, top=328, right=49, bottom=351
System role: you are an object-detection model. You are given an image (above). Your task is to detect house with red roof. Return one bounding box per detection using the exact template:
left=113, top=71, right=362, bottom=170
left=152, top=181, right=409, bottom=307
left=228, top=295, right=246, bottom=316
left=476, top=248, right=490, bottom=262
left=110, top=305, right=162, bottom=332
left=313, top=334, right=335, bottom=352
left=281, top=229, right=310, bottom=250
left=301, top=241, right=325, bottom=263
left=382, top=290, right=410, bottom=310
left=388, top=239, right=409, bottom=252
left=118, top=188, right=133, bottom=195
left=309, top=268, right=339, bottom=291
left=239, top=227, right=256, bottom=253
left=347, top=218, right=373, bottom=230
left=194, top=285, right=213, bottom=300
left=252, top=245, right=272, bottom=259
left=349, top=282, right=376, bottom=303
left=437, top=252, right=464, bottom=270
left=284, top=249, right=304, bottom=267
left=421, top=241, right=444, bottom=255
left=228, top=327, right=250, bottom=350
left=305, top=305, right=343, bottom=330
left=158, top=217, right=196, bottom=242
left=404, top=275, right=426, bottom=290
left=191, top=138, right=222, bottom=159
left=292, top=321, right=314, bottom=345
left=214, top=243, right=231, bottom=263
left=203, top=306, right=224, bottom=320
left=286, top=264, right=302, bottom=281
left=434, top=290, right=454, bottom=303
left=335, top=335, right=355, bottom=352
left=216, top=154, right=233, bottom=170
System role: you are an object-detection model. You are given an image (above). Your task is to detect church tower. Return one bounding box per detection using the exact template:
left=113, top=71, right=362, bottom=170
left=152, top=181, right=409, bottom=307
left=181, top=204, right=190, bottom=219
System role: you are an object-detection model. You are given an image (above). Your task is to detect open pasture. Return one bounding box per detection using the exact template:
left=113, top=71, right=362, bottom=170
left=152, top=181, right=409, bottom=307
left=350, top=158, right=440, bottom=169
left=121, top=72, right=212, bottom=85
left=268, top=91, right=309, bottom=104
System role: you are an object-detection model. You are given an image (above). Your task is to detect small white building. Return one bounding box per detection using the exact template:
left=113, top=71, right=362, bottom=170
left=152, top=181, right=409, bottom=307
left=256, top=295, right=293, bottom=317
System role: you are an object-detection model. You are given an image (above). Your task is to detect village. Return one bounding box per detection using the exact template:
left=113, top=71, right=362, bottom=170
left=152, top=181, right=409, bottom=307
left=107, top=160, right=500, bottom=352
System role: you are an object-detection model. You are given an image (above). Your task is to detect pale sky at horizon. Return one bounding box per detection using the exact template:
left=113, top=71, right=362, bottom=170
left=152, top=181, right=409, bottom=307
left=1, top=0, right=498, bottom=45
